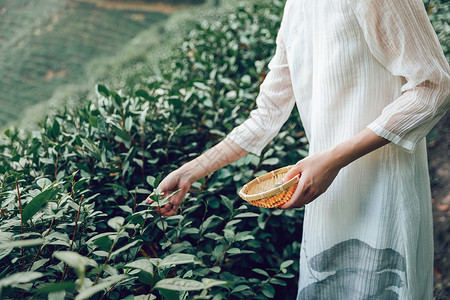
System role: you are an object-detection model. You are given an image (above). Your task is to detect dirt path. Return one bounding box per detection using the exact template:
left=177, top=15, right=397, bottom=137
left=75, top=0, right=188, bottom=13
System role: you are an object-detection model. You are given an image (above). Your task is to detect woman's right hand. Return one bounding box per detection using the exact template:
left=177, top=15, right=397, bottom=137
left=146, top=137, right=249, bottom=216
left=146, top=168, right=193, bottom=216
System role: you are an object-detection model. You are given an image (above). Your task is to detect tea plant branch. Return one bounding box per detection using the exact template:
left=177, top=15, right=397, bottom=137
left=28, top=219, right=40, bottom=235
left=65, top=178, right=77, bottom=216
left=132, top=189, right=137, bottom=214
left=254, top=269, right=281, bottom=296
left=15, top=179, right=24, bottom=272
left=77, top=215, right=89, bottom=250
left=94, top=228, right=123, bottom=285
left=156, top=209, right=171, bottom=255
left=196, top=200, right=208, bottom=250
left=61, top=194, right=84, bottom=281
left=28, top=217, right=55, bottom=271
left=54, top=152, right=59, bottom=181
left=175, top=204, right=185, bottom=244
left=40, top=215, right=45, bottom=233
left=251, top=212, right=273, bottom=236
left=165, top=126, right=170, bottom=164
left=15, top=178, right=26, bottom=300
left=120, top=161, right=125, bottom=186
left=153, top=191, right=179, bottom=254
left=99, top=282, right=119, bottom=300
left=140, top=207, right=151, bottom=236
left=69, top=194, right=84, bottom=252
left=211, top=240, right=234, bottom=269
left=191, top=238, right=235, bottom=283
left=141, top=123, right=146, bottom=184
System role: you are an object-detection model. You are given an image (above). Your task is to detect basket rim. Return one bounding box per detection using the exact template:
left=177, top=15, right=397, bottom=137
left=238, top=165, right=299, bottom=202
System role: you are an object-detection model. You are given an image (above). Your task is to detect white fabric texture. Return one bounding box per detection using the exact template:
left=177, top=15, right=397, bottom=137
left=227, top=0, right=450, bottom=299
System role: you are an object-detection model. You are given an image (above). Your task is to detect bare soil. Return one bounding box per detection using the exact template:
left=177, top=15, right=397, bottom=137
left=75, top=0, right=188, bottom=13
left=429, top=112, right=450, bottom=300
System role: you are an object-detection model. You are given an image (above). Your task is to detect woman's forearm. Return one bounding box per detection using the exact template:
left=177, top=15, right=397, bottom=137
left=330, top=128, right=390, bottom=169
left=180, top=137, right=249, bottom=183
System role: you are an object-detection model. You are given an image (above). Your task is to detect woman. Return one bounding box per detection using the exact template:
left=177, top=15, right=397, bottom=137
left=148, top=0, right=450, bottom=298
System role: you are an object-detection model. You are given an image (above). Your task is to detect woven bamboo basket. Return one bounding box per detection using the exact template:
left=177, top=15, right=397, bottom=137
left=238, top=165, right=299, bottom=208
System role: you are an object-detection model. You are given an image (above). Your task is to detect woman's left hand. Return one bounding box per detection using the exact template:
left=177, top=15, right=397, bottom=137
left=279, top=128, right=390, bottom=209
left=278, top=149, right=343, bottom=209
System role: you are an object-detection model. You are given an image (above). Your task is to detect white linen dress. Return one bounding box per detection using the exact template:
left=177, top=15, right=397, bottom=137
left=227, top=0, right=450, bottom=299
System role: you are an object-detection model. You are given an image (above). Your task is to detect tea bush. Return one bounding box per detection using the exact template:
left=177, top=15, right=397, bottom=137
left=0, top=1, right=306, bottom=299
left=1, top=0, right=447, bottom=299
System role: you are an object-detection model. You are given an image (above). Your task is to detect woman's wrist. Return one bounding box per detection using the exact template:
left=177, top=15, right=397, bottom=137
left=178, top=162, right=200, bottom=185
left=329, top=142, right=356, bottom=169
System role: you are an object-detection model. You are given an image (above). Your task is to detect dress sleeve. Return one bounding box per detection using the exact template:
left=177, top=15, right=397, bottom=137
left=352, top=0, right=450, bottom=151
left=227, top=23, right=296, bottom=156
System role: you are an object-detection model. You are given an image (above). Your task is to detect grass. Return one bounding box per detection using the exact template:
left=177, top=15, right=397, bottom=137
left=0, top=0, right=168, bottom=128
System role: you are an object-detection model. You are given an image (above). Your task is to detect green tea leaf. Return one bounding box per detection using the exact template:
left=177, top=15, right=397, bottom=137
left=125, top=259, right=154, bottom=275
left=53, top=251, right=97, bottom=278
left=252, top=268, right=269, bottom=277
left=125, top=116, right=133, bottom=132
left=0, top=272, right=43, bottom=287
left=234, top=232, right=254, bottom=242
left=275, top=273, right=296, bottom=279
left=226, top=248, right=240, bottom=254
left=234, top=212, right=259, bottom=218
left=110, top=240, right=141, bottom=259
left=261, top=158, right=279, bottom=165
left=97, top=84, right=110, bottom=97
left=74, top=275, right=128, bottom=300
left=159, top=253, right=201, bottom=268
left=201, top=278, right=229, bottom=289
left=154, top=278, right=204, bottom=291
left=270, top=278, right=287, bottom=286
left=231, top=285, right=251, bottom=293
left=107, top=216, right=124, bottom=231
left=135, top=89, right=151, bottom=100
left=36, top=281, right=76, bottom=294
left=280, top=260, right=294, bottom=270
left=220, top=195, right=234, bottom=213
left=36, top=178, right=52, bottom=190
left=158, top=289, right=179, bottom=300
left=0, top=238, right=44, bottom=249
left=262, top=284, right=275, bottom=298
left=146, top=176, right=156, bottom=187
left=22, top=189, right=59, bottom=223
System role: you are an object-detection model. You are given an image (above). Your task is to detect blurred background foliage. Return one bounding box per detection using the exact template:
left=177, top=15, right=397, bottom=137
left=0, top=0, right=448, bottom=130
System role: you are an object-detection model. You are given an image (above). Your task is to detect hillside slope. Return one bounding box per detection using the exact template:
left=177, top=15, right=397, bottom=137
left=8, top=0, right=256, bottom=130
left=0, top=0, right=167, bottom=128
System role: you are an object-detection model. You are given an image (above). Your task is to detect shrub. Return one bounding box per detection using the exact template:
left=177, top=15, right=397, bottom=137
left=0, top=1, right=305, bottom=299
